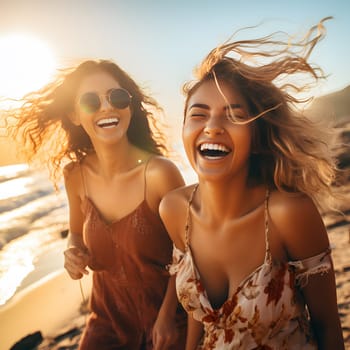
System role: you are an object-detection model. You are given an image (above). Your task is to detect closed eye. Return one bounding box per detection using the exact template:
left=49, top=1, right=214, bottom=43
left=187, top=109, right=208, bottom=119
left=225, top=108, right=249, bottom=123
left=187, top=103, right=210, bottom=119
left=227, top=112, right=246, bottom=121
left=191, top=113, right=206, bottom=118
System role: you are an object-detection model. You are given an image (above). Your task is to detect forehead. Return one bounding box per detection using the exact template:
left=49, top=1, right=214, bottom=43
left=187, top=79, right=247, bottom=108
left=77, top=71, right=121, bottom=94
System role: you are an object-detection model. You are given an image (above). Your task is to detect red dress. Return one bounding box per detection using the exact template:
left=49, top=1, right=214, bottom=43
left=78, top=163, right=187, bottom=349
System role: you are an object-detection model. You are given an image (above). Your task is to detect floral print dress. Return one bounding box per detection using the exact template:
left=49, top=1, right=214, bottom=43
left=169, top=185, right=332, bottom=349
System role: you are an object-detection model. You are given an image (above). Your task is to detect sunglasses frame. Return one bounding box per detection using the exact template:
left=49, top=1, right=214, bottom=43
left=77, top=88, right=132, bottom=114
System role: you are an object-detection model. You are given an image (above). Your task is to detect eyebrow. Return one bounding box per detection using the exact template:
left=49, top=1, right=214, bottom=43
left=188, top=103, right=243, bottom=111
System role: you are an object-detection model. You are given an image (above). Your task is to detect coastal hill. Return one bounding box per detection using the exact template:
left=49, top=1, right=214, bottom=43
left=306, top=85, right=350, bottom=126
left=306, top=85, right=350, bottom=184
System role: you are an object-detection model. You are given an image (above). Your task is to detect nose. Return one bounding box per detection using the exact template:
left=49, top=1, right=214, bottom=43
left=99, top=95, right=112, bottom=111
left=203, top=117, right=224, bottom=136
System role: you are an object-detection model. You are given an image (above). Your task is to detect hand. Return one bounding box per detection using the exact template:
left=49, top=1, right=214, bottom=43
left=152, top=313, right=178, bottom=350
left=64, top=246, right=89, bottom=280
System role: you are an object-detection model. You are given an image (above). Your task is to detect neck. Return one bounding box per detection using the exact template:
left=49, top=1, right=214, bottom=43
left=196, top=177, right=265, bottom=223
left=91, top=138, right=146, bottom=179
left=198, top=178, right=250, bottom=222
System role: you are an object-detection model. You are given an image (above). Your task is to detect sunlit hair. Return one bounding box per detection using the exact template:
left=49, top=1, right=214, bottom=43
left=5, top=59, right=170, bottom=184
left=183, top=17, right=339, bottom=211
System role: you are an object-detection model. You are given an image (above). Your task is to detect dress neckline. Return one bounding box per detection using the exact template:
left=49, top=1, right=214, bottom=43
left=182, top=184, right=272, bottom=311
left=84, top=196, right=149, bottom=226
left=174, top=243, right=271, bottom=312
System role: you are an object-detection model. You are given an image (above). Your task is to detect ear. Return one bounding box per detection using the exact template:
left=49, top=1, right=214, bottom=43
left=68, top=112, right=81, bottom=126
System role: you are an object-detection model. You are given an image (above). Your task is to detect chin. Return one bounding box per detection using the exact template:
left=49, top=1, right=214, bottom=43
left=195, top=167, right=231, bottom=183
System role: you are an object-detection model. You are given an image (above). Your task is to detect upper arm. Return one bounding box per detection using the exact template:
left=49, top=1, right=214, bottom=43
left=159, top=188, right=188, bottom=251
left=270, top=193, right=343, bottom=345
left=63, top=162, right=84, bottom=235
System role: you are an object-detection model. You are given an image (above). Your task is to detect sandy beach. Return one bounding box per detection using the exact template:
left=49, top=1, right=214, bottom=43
left=0, top=268, right=92, bottom=350
left=331, top=223, right=350, bottom=348
left=323, top=185, right=350, bottom=348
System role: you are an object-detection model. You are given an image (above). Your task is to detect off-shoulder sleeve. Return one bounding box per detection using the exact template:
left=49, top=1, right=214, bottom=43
left=288, top=247, right=332, bottom=288
left=167, top=244, right=185, bottom=275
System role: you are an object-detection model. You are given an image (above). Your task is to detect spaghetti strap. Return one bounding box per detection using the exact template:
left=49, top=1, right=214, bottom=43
left=143, top=157, right=153, bottom=201
left=184, top=184, right=199, bottom=251
left=79, top=161, right=88, bottom=197
left=264, top=188, right=272, bottom=264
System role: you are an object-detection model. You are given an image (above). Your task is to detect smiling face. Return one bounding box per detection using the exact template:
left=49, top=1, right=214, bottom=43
left=183, top=79, right=252, bottom=182
left=73, top=70, right=132, bottom=146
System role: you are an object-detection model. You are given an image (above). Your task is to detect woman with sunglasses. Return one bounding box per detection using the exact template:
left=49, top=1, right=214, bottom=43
left=160, top=18, right=344, bottom=349
left=6, top=59, right=187, bottom=349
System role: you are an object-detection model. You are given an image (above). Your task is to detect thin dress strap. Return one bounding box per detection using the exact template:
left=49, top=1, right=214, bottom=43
left=184, top=184, right=199, bottom=251
left=143, top=157, right=153, bottom=201
left=79, top=161, right=88, bottom=197
left=264, top=188, right=272, bottom=264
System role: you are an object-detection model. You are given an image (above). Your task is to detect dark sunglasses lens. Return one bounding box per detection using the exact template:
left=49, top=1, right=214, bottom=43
left=109, top=89, right=131, bottom=109
left=79, top=92, right=100, bottom=114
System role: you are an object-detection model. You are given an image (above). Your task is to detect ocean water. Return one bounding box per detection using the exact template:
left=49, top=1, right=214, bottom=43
left=0, top=157, right=196, bottom=307
left=0, top=164, right=69, bottom=306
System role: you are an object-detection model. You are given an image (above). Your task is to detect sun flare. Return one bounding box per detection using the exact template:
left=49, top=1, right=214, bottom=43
left=0, top=33, right=56, bottom=103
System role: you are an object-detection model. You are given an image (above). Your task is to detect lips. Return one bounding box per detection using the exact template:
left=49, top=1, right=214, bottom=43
left=96, top=117, right=120, bottom=128
left=198, top=142, right=231, bottom=159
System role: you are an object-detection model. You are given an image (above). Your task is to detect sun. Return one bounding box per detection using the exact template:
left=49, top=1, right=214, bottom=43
left=0, top=33, right=56, bottom=102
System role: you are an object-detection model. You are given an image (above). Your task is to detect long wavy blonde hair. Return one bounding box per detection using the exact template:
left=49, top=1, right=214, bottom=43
left=4, top=60, right=170, bottom=184
left=183, top=17, right=340, bottom=212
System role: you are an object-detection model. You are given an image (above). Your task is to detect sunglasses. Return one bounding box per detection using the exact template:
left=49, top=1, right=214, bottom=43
left=78, top=88, right=132, bottom=114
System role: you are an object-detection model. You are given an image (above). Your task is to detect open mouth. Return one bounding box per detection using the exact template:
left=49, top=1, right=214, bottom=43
left=96, top=117, right=120, bottom=128
left=198, top=143, right=231, bottom=159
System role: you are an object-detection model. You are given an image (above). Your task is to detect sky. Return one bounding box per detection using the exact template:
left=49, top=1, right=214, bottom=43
left=0, top=0, right=349, bottom=137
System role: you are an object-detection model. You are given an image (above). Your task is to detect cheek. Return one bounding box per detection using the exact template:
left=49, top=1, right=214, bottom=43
left=181, top=122, right=197, bottom=162
left=182, top=120, right=197, bottom=147
left=233, top=126, right=253, bottom=157
left=181, top=123, right=189, bottom=143
left=122, top=109, right=132, bottom=129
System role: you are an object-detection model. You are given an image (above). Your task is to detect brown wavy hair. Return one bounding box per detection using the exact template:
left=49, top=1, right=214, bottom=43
left=183, top=17, right=340, bottom=211
left=5, top=59, right=170, bottom=183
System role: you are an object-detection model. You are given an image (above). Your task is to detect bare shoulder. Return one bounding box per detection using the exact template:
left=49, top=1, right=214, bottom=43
left=268, top=191, right=319, bottom=223
left=159, top=184, right=195, bottom=250
left=147, top=156, right=183, bottom=177
left=146, top=156, right=185, bottom=194
left=268, top=191, right=329, bottom=260
left=63, top=161, right=80, bottom=183
left=160, top=184, right=190, bottom=212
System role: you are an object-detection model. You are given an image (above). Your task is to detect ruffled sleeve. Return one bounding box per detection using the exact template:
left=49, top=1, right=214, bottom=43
left=288, top=247, right=332, bottom=288
left=167, top=244, right=186, bottom=275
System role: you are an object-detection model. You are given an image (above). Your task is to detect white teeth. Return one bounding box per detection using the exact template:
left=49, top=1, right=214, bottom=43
left=200, top=143, right=230, bottom=152
left=96, top=118, right=119, bottom=127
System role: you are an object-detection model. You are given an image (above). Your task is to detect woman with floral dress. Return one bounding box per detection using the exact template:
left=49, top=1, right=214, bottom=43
left=160, top=18, right=344, bottom=349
